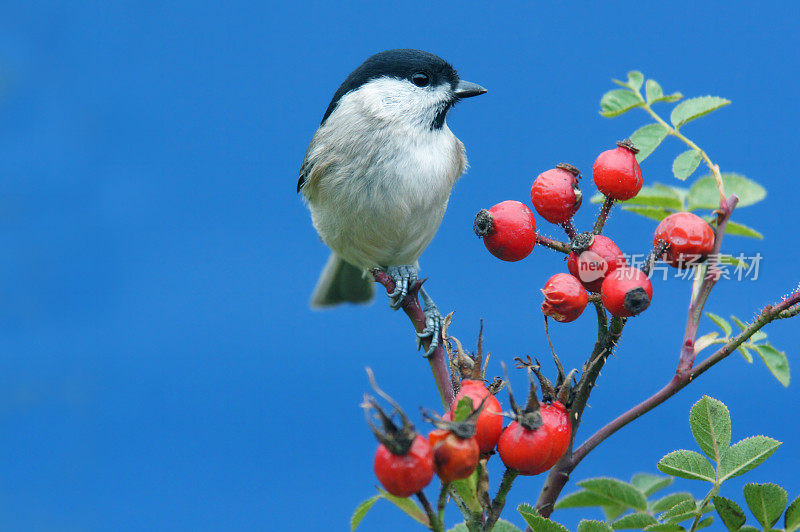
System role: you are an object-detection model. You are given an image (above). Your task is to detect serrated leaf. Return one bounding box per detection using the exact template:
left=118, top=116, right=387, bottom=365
left=652, top=493, right=695, bottom=513
left=602, top=504, right=628, bottom=521
left=670, top=96, right=731, bottom=128
left=672, top=150, right=703, bottom=181
left=688, top=174, right=766, bottom=210
left=600, top=89, right=644, bottom=117
left=694, top=332, right=720, bottom=354
left=724, top=221, right=764, bottom=239
left=578, top=478, right=648, bottom=511
left=630, top=123, right=669, bottom=162
left=518, top=504, right=570, bottom=531
left=643, top=524, right=684, bottom=531
left=694, top=516, right=713, bottom=530
left=706, top=312, right=732, bottom=338
left=690, top=396, right=732, bottom=463
left=578, top=520, right=614, bottom=532
left=718, top=436, right=782, bottom=481
left=786, top=494, right=800, bottom=531
left=731, top=315, right=747, bottom=331
left=718, top=254, right=750, bottom=269
left=645, top=79, right=663, bottom=103
left=555, top=489, right=615, bottom=509
left=755, top=344, right=790, bottom=387
left=738, top=345, right=754, bottom=363
left=377, top=488, right=429, bottom=526
left=660, top=499, right=698, bottom=523
left=657, top=450, right=716, bottom=482
left=631, top=473, right=673, bottom=496
left=351, top=494, right=381, bottom=530
left=622, top=206, right=674, bottom=221
left=613, top=512, right=658, bottom=529
left=713, top=496, right=747, bottom=531
left=743, top=483, right=788, bottom=529
left=490, top=520, right=523, bottom=532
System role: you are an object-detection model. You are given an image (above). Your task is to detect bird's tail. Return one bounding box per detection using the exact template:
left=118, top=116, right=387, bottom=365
left=310, top=253, right=374, bottom=308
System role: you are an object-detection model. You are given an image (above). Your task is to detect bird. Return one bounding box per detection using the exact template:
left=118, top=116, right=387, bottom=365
left=298, top=49, right=486, bottom=354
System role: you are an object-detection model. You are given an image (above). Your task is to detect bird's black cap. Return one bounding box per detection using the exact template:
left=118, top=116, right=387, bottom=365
left=320, top=49, right=460, bottom=124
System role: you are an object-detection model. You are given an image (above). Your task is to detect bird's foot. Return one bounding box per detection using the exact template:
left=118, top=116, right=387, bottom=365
left=385, top=265, right=418, bottom=310
left=416, top=303, right=444, bottom=357
left=416, top=287, right=444, bottom=357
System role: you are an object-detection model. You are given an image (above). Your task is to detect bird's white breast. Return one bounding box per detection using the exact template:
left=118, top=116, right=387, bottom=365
left=302, top=80, right=467, bottom=270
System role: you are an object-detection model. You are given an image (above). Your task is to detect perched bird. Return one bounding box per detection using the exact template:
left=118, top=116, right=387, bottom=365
left=298, top=49, right=486, bottom=354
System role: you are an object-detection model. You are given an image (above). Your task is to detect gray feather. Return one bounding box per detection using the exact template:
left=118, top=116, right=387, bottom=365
left=311, top=254, right=374, bottom=308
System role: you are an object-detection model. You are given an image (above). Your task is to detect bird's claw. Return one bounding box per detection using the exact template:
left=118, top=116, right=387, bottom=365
left=386, top=265, right=418, bottom=310
left=416, top=304, right=444, bottom=357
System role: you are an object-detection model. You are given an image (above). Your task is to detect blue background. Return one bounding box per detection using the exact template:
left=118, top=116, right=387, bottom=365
left=1, top=1, right=798, bottom=530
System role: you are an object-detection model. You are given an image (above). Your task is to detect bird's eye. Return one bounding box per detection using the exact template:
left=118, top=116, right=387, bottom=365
left=411, top=72, right=430, bottom=87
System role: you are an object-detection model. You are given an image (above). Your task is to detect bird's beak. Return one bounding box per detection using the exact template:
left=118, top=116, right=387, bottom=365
left=454, top=80, right=487, bottom=99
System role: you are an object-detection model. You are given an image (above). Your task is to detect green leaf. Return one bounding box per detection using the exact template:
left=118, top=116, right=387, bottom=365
left=706, top=312, right=733, bottom=338
left=453, top=396, right=474, bottom=422
left=694, top=516, right=713, bottom=530
left=689, top=395, right=732, bottom=463
left=555, top=489, right=615, bottom=509
left=621, top=185, right=684, bottom=209
left=377, top=488, right=430, bottom=526
left=602, top=504, right=628, bottom=521
left=657, top=450, right=716, bottom=482
left=613, top=512, right=658, bottom=529
left=687, top=174, right=766, bottom=210
left=578, top=478, right=648, bottom=511
left=631, top=473, right=673, bottom=496
left=723, top=221, right=764, bottom=239
left=351, top=494, right=381, bottom=530
left=600, top=89, right=644, bottom=117
left=643, top=524, right=684, bottom=531
left=447, top=525, right=469, bottom=532
left=490, top=520, right=523, bottom=532
left=672, top=150, right=703, bottom=181
left=738, top=527, right=760, bottom=532
left=785, top=494, right=800, bottom=532
left=452, top=469, right=482, bottom=514
left=754, top=344, right=790, bottom=387
left=652, top=493, right=695, bottom=513
left=622, top=206, right=674, bottom=221
left=718, top=254, right=750, bottom=269
left=750, top=331, right=768, bottom=343
left=730, top=315, right=747, bottom=331
left=738, top=345, right=754, bottom=363
left=670, top=96, right=731, bottom=129
left=614, top=71, right=644, bottom=91
left=630, top=123, right=670, bottom=162
left=713, top=496, right=747, bottom=531
left=578, top=520, right=614, bottom=532
left=718, top=436, right=782, bottom=481
left=518, top=504, right=570, bottom=532
left=645, top=79, right=663, bottom=103
left=694, top=332, right=720, bottom=354
left=743, top=483, right=788, bottom=529
left=660, top=499, right=698, bottom=523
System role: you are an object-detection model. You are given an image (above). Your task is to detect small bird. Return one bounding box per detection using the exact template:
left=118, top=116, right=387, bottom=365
left=298, top=49, right=486, bottom=354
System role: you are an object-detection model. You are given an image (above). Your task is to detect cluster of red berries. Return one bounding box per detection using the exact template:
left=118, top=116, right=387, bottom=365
left=365, top=348, right=573, bottom=497
left=474, top=140, right=717, bottom=320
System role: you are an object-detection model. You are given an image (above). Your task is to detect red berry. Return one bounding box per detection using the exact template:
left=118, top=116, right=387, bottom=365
left=448, top=379, right=503, bottom=454
left=428, top=429, right=480, bottom=482
left=531, top=163, right=583, bottom=224
left=567, top=234, right=627, bottom=293
left=593, top=140, right=643, bottom=200
left=541, top=273, right=588, bottom=323
left=374, top=435, right=435, bottom=497
left=497, top=420, right=554, bottom=475
left=600, top=267, right=653, bottom=317
left=538, top=401, right=572, bottom=471
left=474, top=201, right=537, bottom=262
left=654, top=212, right=715, bottom=268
